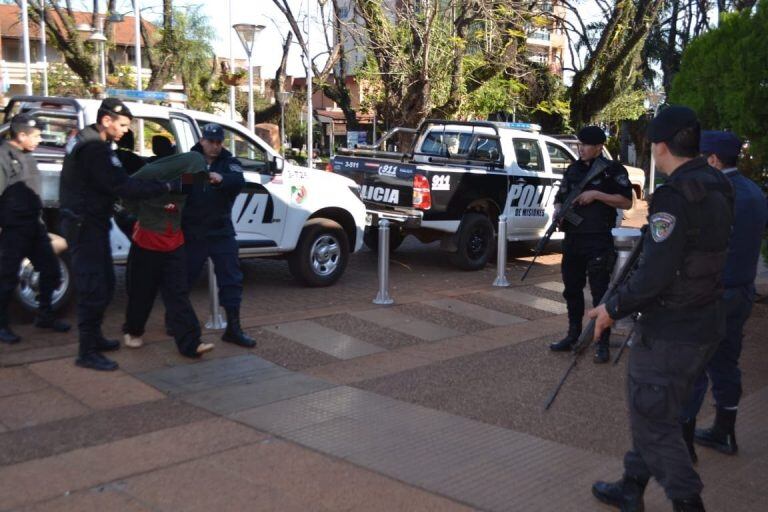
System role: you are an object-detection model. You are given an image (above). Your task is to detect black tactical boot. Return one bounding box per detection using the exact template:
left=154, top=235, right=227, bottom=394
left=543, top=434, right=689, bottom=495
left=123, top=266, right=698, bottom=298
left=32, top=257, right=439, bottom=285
left=222, top=308, right=256, bottom=348
left=593, top=330, right=610, bottom=364
left=34, top=307, right=71, bottom=333
left=694, top=407, right=738, bottom=455
left=682, top=417, right=698, bottom=464
left=0, top=325, right=21, bottom=344
left=672, top=495, right=706, bottom=511
left=75, top=352, right=119, bottom=371
left=592, top=474, right=648, bottom=512
left=550, top=324, right=581, bottom=352
left=95, top=336, right=121, bottom=352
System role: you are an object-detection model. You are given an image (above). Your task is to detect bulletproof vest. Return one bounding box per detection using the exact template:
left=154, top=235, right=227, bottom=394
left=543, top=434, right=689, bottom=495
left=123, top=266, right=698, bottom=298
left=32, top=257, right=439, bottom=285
left=59, top=125, right=109, bottom=219
left=0, top=141, right=43, bottom=225
left=660, top=166, right=734, bottom=309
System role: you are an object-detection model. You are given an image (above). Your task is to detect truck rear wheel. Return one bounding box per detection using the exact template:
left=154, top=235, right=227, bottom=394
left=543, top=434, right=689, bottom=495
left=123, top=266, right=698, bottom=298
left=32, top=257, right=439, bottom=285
left=363, top=225, right=405, bottom=253
left=451, top=213, right=495, bottom=270
left=14, top=253, right=73, bottom=313
left=288, top=219, right=350, bottom=287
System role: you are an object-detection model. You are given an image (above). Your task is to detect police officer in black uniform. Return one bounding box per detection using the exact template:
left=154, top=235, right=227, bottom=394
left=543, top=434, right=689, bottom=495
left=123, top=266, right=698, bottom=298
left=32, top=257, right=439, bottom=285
left=550, top=126, right=633, bottom=363
left=589, top=106, right=734, bottom=512
left=180, top=123, right=256, bottom=348
left=60, top=98, right=174, bottom=371
left=0, top=114, right=70, bottom=343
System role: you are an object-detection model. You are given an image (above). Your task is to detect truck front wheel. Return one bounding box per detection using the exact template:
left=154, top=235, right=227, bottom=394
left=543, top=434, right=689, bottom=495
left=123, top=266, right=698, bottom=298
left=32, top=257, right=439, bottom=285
left=450, top=213, right=495, bottom=270
left=288, top=219, right=350, bottom=287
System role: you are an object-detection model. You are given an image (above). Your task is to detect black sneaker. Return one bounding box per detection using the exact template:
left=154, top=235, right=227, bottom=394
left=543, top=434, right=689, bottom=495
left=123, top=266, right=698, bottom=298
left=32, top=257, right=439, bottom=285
left=593, top=344, right=610, bottom=364
left=75, top=352, right=119, bottom=371
left=0, top=326, right=21, bottom=344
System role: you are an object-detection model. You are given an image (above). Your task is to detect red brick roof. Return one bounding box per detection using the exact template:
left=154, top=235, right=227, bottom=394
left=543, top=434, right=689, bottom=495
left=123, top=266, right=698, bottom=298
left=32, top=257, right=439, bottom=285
left=0, top=4, right=154, bottom=46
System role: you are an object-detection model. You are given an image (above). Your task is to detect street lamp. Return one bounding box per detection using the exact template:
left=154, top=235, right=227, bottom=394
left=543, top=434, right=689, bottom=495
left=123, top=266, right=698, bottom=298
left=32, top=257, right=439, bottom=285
left=278, top=90, right=292, bottom=154
left=233, top=23, right=265, bottom=133
left=77, top=18, right=107, bottom=88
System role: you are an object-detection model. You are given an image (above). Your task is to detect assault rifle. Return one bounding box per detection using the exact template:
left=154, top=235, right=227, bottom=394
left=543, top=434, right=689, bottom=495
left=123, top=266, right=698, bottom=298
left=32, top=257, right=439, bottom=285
left=520, top=157, right=610, bottom=281
left=544, top=225, right=646, bottom=410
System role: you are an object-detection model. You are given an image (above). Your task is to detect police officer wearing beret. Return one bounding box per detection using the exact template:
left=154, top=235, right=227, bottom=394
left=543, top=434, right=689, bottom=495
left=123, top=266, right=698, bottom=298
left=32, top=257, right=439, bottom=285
left=589, top=107, right=734, bottom=512
left=680, top=131, right=768, bottom=461
left=550, top=125, right=633, bottom=363
left=60, top=98, right=175, bottom=371
left=0, top=114, right=70, bottom=343
left=180, top=123, right=256, bottom=348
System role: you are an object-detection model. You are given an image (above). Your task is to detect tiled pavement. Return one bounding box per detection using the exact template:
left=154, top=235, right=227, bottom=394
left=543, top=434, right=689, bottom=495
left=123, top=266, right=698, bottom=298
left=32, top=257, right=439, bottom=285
left=2, top=203, right=768, bottom=511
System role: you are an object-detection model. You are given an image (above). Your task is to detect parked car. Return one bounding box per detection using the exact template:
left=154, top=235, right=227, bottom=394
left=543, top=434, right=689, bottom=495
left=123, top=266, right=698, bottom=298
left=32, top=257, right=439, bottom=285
left=1, top=95, right=367, bottom=312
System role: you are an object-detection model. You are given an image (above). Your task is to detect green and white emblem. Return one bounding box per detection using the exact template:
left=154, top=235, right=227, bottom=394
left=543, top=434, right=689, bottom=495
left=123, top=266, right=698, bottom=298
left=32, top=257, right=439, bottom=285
left=649, top=212, right=676, bottom=242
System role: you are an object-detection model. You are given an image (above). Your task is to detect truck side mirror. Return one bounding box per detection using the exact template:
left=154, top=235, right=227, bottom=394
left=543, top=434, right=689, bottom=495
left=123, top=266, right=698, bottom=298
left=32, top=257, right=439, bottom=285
left=271, top=155, right=284, bottom=174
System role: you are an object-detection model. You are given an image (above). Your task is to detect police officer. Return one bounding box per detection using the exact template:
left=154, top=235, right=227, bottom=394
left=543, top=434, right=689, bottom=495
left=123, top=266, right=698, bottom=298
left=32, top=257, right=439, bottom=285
left=550, top=126, right=633, bottom=363
left=60, top=98, right=174, bottom=371
left=181, top=123, right=256, bottom=347
left=589, top=107, right=734, bottom=512
left=0, top=114, right=70, bottom=343
left=680, top=131, right=768, bottom=461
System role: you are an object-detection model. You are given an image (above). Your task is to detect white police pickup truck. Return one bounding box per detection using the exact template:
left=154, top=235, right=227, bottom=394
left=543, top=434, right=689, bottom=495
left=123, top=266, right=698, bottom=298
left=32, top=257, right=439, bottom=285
left=1, top=95, right=366, bottom=312
left=331, top=120, right=626, bottom=270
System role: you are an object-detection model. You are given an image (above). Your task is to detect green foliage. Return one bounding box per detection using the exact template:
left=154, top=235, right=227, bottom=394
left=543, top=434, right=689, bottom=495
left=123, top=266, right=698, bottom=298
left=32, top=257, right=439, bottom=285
left=598, top=88, right=647, bottom=126
left=670, top=0, right=768, bottom=178
left=32, top=63, right=88, bottom=97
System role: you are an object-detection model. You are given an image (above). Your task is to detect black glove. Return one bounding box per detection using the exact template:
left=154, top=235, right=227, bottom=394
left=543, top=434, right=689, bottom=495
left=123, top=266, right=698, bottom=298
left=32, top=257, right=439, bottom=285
left=165, top=178, right=183, bottom=194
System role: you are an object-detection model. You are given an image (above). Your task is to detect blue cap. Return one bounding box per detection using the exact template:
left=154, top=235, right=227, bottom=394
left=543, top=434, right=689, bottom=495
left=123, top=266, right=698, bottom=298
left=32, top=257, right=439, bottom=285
left=201, top=123, right=224, bottom=141
left=700, top=130, right=741, bottom=160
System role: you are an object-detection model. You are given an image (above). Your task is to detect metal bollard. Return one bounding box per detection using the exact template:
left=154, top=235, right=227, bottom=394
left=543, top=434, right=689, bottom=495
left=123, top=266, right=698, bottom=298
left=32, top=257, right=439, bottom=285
left=373, top=219, right=394, bottom=305
left=610, top=228, right=642, bottom=342
left=205, top=257, right=227, bottom=329
left=493, top=215, right=510, bottom=287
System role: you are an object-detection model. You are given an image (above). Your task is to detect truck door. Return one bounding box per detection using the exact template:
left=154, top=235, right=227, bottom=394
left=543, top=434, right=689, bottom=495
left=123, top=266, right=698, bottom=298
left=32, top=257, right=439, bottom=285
left=197, top=122, right=288, bottom=248
left=504, top=138, right=554, bottom=235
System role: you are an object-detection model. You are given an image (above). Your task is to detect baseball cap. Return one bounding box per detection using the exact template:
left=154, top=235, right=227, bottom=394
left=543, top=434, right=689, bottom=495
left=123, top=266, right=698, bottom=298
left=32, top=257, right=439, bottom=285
left=647, top=105, right=699, bottom=143
left=10, top=113, right=39, bottom=131
left=201, top=123, right=225, bottom=141
left=577, top=125, right=606, bottom=145
left=99, top=97, right=133, bottom=119
left=700, top=130, right=741, bottom=160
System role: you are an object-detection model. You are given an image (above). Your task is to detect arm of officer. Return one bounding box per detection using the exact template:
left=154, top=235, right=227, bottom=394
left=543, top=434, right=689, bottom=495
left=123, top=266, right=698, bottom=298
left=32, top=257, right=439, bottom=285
left=89, top=143, right=169, bottom=200
left=604, top=187, right=688, bottom=319
left=212, top=159, right=246, bottom=193
left=575, top=163, right=633, bottom=209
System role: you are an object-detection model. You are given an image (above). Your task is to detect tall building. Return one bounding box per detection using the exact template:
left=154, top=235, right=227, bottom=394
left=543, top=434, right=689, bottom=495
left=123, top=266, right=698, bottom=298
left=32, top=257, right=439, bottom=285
left=526, top=1, right=566, bottom=75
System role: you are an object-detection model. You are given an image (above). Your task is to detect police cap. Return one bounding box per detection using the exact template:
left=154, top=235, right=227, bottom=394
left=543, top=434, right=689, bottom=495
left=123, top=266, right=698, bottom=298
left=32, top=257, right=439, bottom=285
left=10, top=113, right=39, bottom=131
left=201, top=123, right=225, bottom=141
left=99, top=97, right=133, bottom=119
left=577, top=126, right=606, bottom=145
left=700, top=130, right=741, bottom=160
left=647, top=105, right=698, bottom=143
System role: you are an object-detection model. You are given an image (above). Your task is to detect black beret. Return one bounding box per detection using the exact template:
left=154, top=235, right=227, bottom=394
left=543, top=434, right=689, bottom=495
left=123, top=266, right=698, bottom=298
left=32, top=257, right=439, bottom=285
left=700, top=130, right=741, bottom=160
left=10, top=113, right=39, bottom=131
left=577, top=126, right=606, bottom=145
left=99, top=97, right=133, bottom=119
left=647, top=105, right=698, bottom=143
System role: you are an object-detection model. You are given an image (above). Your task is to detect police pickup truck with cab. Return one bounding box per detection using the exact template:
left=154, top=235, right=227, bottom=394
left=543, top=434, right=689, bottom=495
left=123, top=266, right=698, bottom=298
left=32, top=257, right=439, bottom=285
left=330, top=120, right=625, bottom=270
left=1, top=94, right=366, bottom=312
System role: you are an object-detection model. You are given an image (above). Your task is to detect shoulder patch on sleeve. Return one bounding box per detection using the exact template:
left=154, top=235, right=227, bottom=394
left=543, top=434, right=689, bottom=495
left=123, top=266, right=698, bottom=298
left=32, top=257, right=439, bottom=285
left=614, top=173, right=630, bottom=187
left=229, top=163, right=243, bottom=173
left=649, top=212, right=676, bottom=242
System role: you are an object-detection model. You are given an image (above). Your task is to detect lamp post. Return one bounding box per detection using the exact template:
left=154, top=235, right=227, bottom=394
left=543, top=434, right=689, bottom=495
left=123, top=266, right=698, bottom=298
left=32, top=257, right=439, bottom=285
left=40, top=5, right=48, bottom=96
left=647, top=91, right=665, bottom=197
left=278, top=90, right=292, bottom=155
left=77, top=19, right=106, bottom=90
left=233, top=23, right=265, bottom=133
left=21, top=0, right=32, bottom=95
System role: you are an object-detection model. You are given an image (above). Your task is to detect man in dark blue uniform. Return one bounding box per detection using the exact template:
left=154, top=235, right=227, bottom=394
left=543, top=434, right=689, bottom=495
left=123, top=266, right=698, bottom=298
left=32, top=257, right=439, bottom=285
left=680, top=131, right=768, bottom=460
left=589, top=107, right=734, bottom=512
left=181, top=123, right=255, bottom=348
left=0, top=114, right=70, bottom=343
left=550, top=126, right=633, bottom=363
left=60, top=98, right=174, bottom=371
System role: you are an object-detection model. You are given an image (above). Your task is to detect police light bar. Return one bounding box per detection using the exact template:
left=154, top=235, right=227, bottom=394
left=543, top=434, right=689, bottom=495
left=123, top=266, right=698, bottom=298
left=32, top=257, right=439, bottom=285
left=492, top=121, right=542, bottom=132
left=105, top=88, right=188, bottom=103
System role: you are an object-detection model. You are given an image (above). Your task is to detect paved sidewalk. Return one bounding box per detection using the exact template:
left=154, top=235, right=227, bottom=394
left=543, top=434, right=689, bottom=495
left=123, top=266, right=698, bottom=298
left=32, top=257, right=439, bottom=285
left=2, top=202, right=767, bottom=511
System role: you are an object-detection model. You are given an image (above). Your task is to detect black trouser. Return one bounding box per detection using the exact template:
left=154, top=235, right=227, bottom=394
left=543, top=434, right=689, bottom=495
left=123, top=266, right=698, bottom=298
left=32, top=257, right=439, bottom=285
left=123, top=244, right=201, bottom=357
left=63, top=221, right=115, bottom=356
left=0, top=220, right=61, bottom=321
left=624, top=315, right=721, bottom=500
left=561, top=232, right=615, bottom=330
